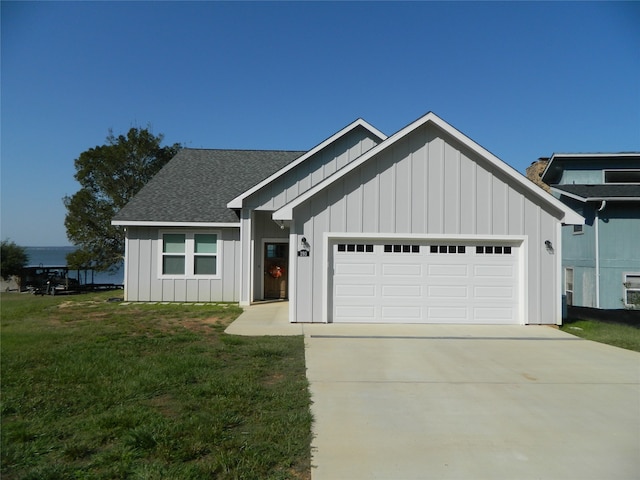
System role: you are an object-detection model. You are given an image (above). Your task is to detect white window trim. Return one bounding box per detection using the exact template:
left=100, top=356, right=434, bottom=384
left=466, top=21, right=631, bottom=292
left=565, top=267, right=574, bottom=306
left=572, top=224, right=584, bottom=235
left=623, top=272, right=640, bottom=308
left=158, top=230, right=221, bottom=279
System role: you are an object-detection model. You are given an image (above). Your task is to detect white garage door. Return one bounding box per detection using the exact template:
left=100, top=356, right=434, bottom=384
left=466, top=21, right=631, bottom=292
left=331, top=240, right=521, bottom=324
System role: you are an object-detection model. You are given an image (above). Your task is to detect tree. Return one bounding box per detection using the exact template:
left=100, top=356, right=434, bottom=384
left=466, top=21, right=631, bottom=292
left=1, top=240, right=29, bottom=279
left=64, top=128, right=181, bottom=271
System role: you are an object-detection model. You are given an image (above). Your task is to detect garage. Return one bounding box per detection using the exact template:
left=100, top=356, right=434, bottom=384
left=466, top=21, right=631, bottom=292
left=331, top=239, right=522, bottom=324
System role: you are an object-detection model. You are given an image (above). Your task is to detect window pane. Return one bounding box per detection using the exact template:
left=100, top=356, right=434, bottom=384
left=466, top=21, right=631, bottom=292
left=195, top=256, right=216, bottom=275
left=163, top=255, right=185, bottom=275
left=195, top=234, right=217, bottom=253
left=163, top=234, right=185, bottom=253
left=625, top=275, right=640, bottom=289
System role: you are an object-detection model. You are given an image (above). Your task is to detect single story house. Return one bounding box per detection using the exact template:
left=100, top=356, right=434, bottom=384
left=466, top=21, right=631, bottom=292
left=540, top=153, right=640, bottom=310
left=112, top=112, right=583, bottom=325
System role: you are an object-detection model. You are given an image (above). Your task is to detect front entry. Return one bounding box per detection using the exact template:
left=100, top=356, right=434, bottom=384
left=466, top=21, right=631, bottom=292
left=263, top=242, right=288, bottom=299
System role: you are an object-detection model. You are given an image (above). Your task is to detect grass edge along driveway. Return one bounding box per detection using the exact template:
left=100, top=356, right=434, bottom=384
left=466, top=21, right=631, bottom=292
left=1, top=292, right=313, bottom=480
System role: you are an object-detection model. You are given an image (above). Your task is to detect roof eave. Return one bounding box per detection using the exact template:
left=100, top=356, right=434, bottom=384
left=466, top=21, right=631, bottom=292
left=275, top=112, right=585, bottom=225
left=111, top=220, right=240, bottom=228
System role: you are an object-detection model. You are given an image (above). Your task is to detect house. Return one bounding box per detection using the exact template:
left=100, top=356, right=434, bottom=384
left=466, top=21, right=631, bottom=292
left=540, top=153, right=640, bottom=310
left=112, top=112, right=583, bottom=325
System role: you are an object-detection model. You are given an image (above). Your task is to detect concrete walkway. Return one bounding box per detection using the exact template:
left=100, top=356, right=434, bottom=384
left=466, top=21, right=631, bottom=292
left=226, top=303, right=640, bottom=479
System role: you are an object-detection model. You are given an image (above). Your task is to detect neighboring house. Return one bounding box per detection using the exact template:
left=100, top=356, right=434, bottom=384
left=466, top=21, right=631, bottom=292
left=540, top=153, right=640, bottom=310
left=112, top=112, right=583, bottom=325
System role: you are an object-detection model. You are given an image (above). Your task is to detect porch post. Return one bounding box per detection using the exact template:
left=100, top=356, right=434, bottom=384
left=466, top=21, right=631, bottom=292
left=239, top=208, right=252, bottom=306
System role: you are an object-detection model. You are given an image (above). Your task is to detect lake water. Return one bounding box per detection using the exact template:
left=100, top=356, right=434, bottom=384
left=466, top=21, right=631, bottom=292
left=25, top=247, right=124, bottom=285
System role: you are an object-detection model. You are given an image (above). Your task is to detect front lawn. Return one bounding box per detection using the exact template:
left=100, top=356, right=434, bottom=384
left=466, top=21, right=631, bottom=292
left=561, top=317, right=640, bottom=352
left=1, top=292, right=312, bottom=479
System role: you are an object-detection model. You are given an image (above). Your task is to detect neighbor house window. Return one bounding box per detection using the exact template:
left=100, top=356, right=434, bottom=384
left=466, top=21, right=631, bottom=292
left=623, top=273, right=640, bottom=308
left=573, top=224, right=583, bottom=235
left=160, top=231, right=219, bottom=277
left=565, top=268, right=574, bottom=306
left=604, top=169, right=640, bottom=184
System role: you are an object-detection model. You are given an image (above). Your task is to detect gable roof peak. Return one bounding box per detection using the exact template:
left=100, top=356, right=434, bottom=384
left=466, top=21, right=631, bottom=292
left=273, top=111, right=583, bottom=225
left=226, top=117, right=387, bottom=209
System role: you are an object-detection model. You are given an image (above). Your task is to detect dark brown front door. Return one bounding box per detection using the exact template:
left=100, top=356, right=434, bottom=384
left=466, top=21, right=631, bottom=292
left=264, top=242, right=288, bottom=299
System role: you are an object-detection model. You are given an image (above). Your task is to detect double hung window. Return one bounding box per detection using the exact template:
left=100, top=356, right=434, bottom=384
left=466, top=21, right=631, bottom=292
left=623, top=273, right=640, bottom=308
left=160, top=231, right=219, bottom=277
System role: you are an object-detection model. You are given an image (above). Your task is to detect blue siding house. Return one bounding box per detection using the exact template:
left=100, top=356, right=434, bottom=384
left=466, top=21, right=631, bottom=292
left=540, top=153, right=640, bottom=309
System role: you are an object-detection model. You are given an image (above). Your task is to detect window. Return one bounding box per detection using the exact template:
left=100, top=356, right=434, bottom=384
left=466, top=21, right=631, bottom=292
left=476, top=245, right=512, bottom=255
left=162, top=234, right=186, bottom=275
left=384, top=244, right=420, bottom=253
left=565, top=268, right=574, bottom=306
left=160, top=231, right=219, bottom=277
left=337, top=244, right=374, bottom=253
left=623, top=274, right=640, bottom=307
left=604, top=169, right=640, bottom=184
left=573, top=224, right=583, bottom=235
left=430, top=245, right=466, bottom=254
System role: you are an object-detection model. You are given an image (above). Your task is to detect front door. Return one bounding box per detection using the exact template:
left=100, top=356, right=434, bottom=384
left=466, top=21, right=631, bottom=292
left=264, top=242, right=288, bottom=299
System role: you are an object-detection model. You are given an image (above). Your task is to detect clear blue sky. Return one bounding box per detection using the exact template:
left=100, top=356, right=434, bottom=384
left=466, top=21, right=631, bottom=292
left=2, top=1, right=639, bottom=246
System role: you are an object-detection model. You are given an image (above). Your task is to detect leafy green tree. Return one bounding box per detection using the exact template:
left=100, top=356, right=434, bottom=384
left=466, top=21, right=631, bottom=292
left=1, top=240, right=29, bottom=279
left=64, top=128, right=181, bottom=271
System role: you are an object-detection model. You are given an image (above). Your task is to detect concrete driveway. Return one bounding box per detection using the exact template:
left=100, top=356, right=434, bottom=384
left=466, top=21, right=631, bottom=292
left=304, top=324, right=640, bottom=480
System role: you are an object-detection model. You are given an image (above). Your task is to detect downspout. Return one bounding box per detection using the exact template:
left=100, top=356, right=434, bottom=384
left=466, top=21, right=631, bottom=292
left=595, top=200, right=607, bottom=308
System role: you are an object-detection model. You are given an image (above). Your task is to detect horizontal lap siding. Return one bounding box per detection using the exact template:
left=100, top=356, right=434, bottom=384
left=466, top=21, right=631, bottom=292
left=292, top=124, right=562, bottom=323
left=125, top=227, right=240, bottom=302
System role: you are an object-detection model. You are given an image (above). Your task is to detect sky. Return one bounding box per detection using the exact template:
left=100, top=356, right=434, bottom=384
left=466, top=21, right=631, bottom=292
left=2, top=1, right=639, bottom=247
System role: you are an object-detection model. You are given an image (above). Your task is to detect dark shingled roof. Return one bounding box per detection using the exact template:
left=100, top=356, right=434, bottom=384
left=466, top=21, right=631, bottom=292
left=113, top=149, right=306, bottom=223
left=553, top=184, right=640, bottom=200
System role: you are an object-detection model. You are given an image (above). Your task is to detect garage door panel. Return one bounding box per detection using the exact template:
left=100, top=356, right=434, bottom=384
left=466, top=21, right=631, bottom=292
left=427, top=285, right=468, bottom=298
left=474, top=286, right=514, bottom=298
left=428, top=264, right=468, bottom=277
left=474, top=264, right=513, bottom=277
left=335, top=263, right=376, bottom=275
left=427, top=306, right=468, bottom=320
left=381, top=306, right=422, bottom=320
left=335, top=284, right=376, bottom=297
left=382, top=263, right=422, bottom=276
left=474, top=307, right=514, bottom=321
left=382, top=285, right=422, bottom=297
left=332, top=240, right=520, bottom=324
left=335, top=305, right=376, bottom=319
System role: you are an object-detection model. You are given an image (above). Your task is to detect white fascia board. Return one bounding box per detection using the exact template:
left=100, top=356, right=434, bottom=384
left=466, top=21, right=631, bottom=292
left=549, top=152, right=640, bottom=160
left=274, top=111, right=585, bottom=225
left=111, top=220, right=240, bottom=228
left=226, top=118, right=387, bottom=209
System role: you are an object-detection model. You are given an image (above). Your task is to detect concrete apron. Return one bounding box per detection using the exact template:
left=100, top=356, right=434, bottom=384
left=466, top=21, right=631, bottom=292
left=305, top=324, right=640, bottom=480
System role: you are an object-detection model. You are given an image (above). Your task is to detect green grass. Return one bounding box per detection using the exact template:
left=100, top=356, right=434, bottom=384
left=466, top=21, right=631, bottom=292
left=561, top=318, right=640, bottom=352
left=1, top=292, right=312, bottom=479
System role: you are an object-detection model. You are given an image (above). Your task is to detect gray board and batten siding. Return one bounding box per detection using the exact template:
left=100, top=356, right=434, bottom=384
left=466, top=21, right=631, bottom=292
left=239, top=124, right=386, bottom=304
left=288, top=121, right=565, bottom=324
left=115, top=149, right=304, bottom=302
